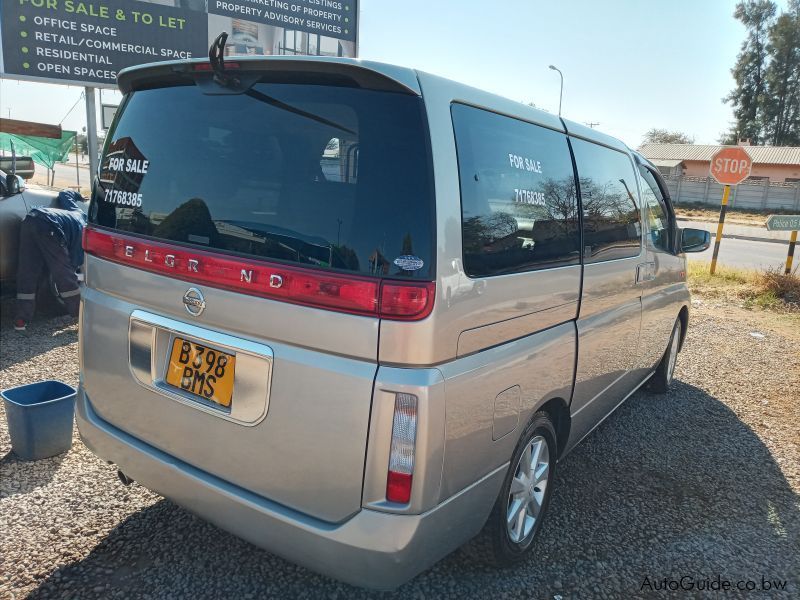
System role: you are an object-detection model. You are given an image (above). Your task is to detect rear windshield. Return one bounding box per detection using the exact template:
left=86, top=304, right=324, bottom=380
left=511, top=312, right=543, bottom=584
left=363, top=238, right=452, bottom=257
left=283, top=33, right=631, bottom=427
left=90, top=80, right=434, bottom=280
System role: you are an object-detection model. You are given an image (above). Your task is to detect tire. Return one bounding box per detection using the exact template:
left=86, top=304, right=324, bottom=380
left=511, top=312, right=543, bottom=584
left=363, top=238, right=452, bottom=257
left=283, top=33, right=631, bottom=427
left=471, top=411, right=558, bottom=567
left=649, top=318, right=682, bottom=393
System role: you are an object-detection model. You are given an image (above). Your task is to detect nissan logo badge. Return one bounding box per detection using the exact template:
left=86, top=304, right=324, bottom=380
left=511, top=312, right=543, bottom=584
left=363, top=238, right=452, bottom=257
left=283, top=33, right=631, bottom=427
left=182, top=287, right=206, bottom=317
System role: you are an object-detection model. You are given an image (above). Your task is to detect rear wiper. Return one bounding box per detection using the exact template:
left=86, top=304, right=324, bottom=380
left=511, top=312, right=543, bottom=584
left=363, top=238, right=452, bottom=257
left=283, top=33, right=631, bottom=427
left=206, top=31, right=353, bottom=133
left=244, top=88, right=356, bottom=135
left=209, top=32, right=240, bottom=89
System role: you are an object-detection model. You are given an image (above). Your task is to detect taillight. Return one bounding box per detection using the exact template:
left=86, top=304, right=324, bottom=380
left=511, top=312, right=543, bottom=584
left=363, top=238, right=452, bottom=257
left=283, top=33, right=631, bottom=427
left=380, top=282, right=435, bottom=320
left=386, top=393, right=418, bottom=504
left=82, top=227, right=435, bottom=320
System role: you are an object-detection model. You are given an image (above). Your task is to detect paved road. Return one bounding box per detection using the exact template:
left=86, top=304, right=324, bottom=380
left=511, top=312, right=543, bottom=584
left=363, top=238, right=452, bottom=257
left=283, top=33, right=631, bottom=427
left=678, top=219, right=787, bottom=242
left=29, top=160, right=90, bottom=192
left=693, top=236, right=794, bottom=272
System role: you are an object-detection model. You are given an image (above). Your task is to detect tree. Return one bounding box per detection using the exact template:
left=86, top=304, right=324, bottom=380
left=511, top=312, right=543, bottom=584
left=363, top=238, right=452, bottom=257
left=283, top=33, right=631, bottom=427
left=723, top=0, right=778, bottom=145
left=642, top=128, right=695, bottom=145
left=762, top=0, right=800, bottom=145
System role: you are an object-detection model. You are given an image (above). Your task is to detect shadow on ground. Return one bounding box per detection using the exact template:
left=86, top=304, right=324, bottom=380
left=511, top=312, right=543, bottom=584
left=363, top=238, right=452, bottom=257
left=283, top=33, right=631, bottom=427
left=28, top=381, right=799, bottom=599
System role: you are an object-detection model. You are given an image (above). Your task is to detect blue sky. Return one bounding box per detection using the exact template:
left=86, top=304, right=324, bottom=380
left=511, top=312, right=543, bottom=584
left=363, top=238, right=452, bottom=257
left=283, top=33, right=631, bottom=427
left=0, top=0, right=791, bottom=147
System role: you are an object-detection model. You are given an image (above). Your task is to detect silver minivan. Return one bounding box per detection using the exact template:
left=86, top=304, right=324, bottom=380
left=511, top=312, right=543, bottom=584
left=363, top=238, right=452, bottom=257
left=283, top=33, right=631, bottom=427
left=77, top=56, right=711, bottom=589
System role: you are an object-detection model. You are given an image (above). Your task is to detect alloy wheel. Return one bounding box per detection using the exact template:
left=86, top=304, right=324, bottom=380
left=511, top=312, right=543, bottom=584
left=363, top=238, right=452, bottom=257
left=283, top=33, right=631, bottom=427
left=506, top=435, right=550, bottom=544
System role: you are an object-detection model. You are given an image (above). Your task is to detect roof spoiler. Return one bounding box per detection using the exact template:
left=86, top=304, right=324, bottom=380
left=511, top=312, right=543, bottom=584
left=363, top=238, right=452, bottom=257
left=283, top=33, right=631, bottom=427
left=117, top=57, right=421, bottom=96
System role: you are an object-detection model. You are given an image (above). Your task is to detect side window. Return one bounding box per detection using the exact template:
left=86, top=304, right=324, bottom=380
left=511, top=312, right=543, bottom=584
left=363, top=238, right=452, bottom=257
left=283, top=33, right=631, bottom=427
left=452, top=104, right=580, bottom=278
left=638, top=165, right=671, bottom=253
left=571, top=139, right=642, bottom=262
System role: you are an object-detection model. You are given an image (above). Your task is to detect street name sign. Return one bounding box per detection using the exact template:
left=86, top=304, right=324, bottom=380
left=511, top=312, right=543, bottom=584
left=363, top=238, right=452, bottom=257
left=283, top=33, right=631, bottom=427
left=766, top=215, right=800, bottom=232
left=709, top=147, right=753, bottom=186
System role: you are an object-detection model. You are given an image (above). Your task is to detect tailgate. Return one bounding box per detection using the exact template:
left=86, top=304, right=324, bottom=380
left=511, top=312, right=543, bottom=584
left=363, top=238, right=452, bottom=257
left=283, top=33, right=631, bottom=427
left=80, top=66, right=436, bottom=523
left=81, top=256, right=378, bottom=523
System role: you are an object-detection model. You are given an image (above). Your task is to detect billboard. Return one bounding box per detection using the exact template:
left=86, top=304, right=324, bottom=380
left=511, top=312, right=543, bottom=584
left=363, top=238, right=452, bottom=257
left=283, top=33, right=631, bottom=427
left=0, top=0, right=359, bottom=88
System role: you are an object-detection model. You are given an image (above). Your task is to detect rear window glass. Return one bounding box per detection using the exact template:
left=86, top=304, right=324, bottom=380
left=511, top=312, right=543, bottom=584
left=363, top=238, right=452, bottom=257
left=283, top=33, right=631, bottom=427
left=452, top=104, right=581, bottom=277
left=90, top=82, right=434, bottom=280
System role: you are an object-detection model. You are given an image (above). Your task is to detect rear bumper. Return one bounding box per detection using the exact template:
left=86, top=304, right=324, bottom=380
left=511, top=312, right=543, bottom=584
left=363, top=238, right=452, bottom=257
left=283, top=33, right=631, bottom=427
left=76, top=388, right=505, bottom=590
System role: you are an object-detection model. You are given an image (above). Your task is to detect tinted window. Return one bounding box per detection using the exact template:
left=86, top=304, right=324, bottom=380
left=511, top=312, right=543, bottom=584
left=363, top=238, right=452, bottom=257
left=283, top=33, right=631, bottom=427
left=452, top=104, right=580, bottom=277
left=638, top=165, right=671, bottom=253
left=91, top=82, right=434, bottom=280
left=571, top=139, right=641, bottom=262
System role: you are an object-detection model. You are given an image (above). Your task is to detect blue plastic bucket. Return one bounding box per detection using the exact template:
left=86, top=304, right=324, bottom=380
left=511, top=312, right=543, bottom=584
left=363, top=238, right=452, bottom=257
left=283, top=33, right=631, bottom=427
left=2, top=380, right=76, bottom=461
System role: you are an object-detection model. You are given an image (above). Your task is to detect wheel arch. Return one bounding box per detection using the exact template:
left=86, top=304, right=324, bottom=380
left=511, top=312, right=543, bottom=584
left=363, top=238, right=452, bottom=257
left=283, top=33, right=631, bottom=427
left=677, top=304, right=689, bottom=351
left=531, top=397, right=571, bottom=460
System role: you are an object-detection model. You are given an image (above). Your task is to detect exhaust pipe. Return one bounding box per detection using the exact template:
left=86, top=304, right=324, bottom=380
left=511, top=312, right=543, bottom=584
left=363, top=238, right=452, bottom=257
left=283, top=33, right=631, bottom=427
left=117, top=470, right=134, bottom=486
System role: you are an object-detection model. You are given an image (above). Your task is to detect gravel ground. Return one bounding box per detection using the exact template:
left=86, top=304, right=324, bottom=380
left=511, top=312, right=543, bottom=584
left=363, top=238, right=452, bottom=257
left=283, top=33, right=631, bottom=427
left=1, top=298, right=798, bottom=599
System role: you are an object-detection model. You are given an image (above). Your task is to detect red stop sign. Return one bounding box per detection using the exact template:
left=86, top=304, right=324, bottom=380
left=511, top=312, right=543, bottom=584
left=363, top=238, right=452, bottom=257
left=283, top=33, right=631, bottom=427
left=710, top=147, right=753, bottom=185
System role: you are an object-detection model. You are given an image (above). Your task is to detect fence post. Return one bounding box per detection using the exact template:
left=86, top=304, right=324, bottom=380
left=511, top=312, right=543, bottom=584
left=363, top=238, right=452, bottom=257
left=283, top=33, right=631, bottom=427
left=703, top=177, right=710, bottom=205
left=794, top=183, right=800, bottom=211
left=761, top=179, right=769, bottom=209
left=676, top=176, right=683, bottom=204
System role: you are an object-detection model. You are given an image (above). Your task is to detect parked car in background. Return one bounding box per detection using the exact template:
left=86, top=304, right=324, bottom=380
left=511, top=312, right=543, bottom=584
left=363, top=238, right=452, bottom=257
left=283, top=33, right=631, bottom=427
left=0, top=156, right=36, bottom=180
left=77, top=56, right=711, bottom=590
left=1, top=169, right=53, bottom=288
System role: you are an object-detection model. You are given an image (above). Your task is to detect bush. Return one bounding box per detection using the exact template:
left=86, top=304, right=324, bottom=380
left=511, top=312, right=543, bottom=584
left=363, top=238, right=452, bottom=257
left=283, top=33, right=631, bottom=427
left=687, top=261, right=799, bottom=312
left=755, top=269, right=800, bottom=306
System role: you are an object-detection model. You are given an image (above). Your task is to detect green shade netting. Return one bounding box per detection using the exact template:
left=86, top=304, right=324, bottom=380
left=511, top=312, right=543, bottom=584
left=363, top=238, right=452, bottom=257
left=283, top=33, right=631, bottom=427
left=0, top=130, right=77, bottom=170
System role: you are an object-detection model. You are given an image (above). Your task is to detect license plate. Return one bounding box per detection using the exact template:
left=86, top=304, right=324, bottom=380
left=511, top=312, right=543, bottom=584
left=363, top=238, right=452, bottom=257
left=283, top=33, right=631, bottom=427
left=165, top=338, right=236, bottom=407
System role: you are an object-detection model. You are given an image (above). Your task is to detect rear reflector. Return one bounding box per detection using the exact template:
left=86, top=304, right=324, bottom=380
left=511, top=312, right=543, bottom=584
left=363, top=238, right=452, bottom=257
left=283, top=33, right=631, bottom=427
left=386, top=392, right=418, bottom=504
left=83, top=227, right=434, bottom=320
left=386, top=471, right=413, bottom=505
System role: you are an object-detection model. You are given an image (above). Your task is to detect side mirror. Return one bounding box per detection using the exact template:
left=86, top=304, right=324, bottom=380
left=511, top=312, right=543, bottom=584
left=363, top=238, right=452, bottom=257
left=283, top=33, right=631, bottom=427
left=5, top=173, right=20, bottom=195
left=680, top=227, right=711, bottom=253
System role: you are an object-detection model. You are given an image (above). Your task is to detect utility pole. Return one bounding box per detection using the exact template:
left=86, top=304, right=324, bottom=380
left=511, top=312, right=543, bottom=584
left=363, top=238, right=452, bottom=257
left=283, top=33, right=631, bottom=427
left=74, top=134, right=80, bottom=187
left=84, top=87, right=99, bottom=180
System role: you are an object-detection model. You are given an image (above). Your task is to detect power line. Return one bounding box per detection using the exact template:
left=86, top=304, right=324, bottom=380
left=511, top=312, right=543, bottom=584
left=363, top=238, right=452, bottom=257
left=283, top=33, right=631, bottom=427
left=59, top=91, right=85, bottom=125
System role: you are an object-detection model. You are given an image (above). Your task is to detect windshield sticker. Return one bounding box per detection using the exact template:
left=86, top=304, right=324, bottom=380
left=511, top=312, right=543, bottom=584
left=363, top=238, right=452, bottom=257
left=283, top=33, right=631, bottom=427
left=508, top=153, right=542, bottom=173
left=393, top=255, right=425, bottom=271
left=100, top=137, right=149, bottom=208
